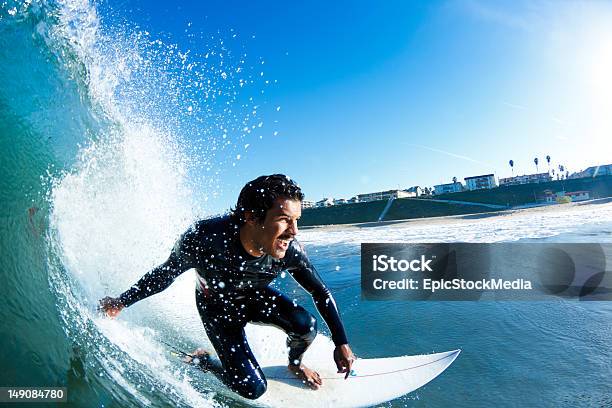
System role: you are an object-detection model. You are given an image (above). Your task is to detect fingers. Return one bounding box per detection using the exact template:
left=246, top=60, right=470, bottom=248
left=337, top=360, right=349, bottom=376
left=344, top=358, right=354, bottom=379
left=97, top=298, right=110, bottom=317
left=336, top=358, right=350, bottom=373
left=98, top=297, right=123, bottom=318
left=334, top=345, right=357, bottom=379
left=97, top=297, right=108, bottom=311
left=307, top=381, right=320, bottom=390
left=100, top=304, right=117, bottom=318
left=343, top=360, right=350, bottom=379
left=307, top=372, right=322, bottom=390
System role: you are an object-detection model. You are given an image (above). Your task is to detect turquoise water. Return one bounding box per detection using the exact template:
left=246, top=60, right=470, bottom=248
left=2, top=1, right=612, bottom=407
left=302, top=227, right=612, bottom=407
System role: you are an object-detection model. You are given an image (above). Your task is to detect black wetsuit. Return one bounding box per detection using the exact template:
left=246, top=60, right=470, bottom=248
left=118, top=216, right=348, bottom=399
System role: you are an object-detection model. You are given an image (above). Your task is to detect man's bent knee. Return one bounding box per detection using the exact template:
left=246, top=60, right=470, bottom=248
left=294, top=309, right=318, bottom=337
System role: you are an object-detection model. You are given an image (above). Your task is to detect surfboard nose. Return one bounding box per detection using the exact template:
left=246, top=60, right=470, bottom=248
left=447, top=349, right=461, bottom=364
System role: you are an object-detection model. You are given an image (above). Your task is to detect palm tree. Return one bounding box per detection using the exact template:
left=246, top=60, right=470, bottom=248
left=534, top=157, right=539, bottom=173
left=509, top=159, right=514, bottom=176
left=546, top=155, right=551, bottom=173
left=452, top=176, right=457, bottom=184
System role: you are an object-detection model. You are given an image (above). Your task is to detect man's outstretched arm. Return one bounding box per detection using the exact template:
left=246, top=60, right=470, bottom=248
left=99, top=251, right=191, bottom=317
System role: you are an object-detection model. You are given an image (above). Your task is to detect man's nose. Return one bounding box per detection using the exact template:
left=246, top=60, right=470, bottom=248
left=288, top=220, right=298, bottom=236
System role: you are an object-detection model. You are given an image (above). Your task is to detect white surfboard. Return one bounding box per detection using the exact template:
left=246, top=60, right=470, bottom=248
left=256, top=349, right=461, bottom=408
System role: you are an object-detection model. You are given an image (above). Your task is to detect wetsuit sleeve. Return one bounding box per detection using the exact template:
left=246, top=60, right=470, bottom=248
left=285, top=241, right=349, bottom=346
left=119, top=229, right=199, bottom=307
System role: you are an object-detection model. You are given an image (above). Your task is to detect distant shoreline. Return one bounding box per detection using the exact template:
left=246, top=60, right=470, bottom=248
left=301, top=197, right=612, bottom=231
left=300, top=175, right=612, bottom=227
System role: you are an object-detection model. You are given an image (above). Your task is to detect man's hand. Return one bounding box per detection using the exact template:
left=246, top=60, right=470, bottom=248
left=98, top=296, right=125, bottom=318
left=333, top=344, right=356, bottom=379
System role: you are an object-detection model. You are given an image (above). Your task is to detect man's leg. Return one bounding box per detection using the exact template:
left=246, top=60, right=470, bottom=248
left=250, top=287, right=318, bottom=364
left=196, top=291, right=267, bottom=400
left=249, top=287, right=321, bottom=388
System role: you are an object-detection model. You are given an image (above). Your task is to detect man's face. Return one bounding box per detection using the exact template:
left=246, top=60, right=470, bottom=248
left=252, top=197, right=301, bottom=259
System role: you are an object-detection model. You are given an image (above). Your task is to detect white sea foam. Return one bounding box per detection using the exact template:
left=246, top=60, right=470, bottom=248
left=299, top=202, right=612, bottom=247
left=45, top=0, right=270, bottom=406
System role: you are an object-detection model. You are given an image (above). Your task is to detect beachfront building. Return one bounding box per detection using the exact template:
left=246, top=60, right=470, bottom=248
left=433, top=182, right=463, bottom=195
left=565, top=191, right=590, bottom=201
left=573, top=164, right=612, bottom=178
left=541, top=190, right=590, bottom=203
left=333, top=198, right=348, bottom=205
left=464, top=174, right=497, bottom=190
left=541, top=190, right=567, bottom=204
left=499, top=172, right=552, bottom=186
left=301, top=200, right=315, bottom=209
left=315, top=198, right=334, bottom=207
left=348, top=196, right=359, bottom=204
left=357, top=189, right=413, bottom=202
left=403, top=186, right=422, bottom=197
left=541, top=190, right=557, bottom=203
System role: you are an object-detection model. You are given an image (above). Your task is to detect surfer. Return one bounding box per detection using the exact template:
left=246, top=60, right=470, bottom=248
left=99, top=174, right=355, bottom=399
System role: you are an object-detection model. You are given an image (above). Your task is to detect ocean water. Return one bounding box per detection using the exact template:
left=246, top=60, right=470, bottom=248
left=1, top=1, right=611, bottom=407
left=298, top=208, right=612, bottom=407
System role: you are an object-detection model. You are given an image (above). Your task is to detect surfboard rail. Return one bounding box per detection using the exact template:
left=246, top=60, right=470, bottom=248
left=170, top=343, right=461, bottom=407
left=257, top=349, right=461, bottom=408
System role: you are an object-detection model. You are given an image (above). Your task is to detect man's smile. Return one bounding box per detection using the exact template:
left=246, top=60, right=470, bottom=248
left=275, top=234, right=293, bottom=251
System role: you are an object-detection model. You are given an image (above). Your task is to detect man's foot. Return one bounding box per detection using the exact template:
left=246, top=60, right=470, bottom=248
left=184, top=348, right=211, bottom=371
left=287, top=363, right=322, bottom=390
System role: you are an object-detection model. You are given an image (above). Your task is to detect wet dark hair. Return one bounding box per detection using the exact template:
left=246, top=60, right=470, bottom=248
left=231, top=174, right=304, bottom=226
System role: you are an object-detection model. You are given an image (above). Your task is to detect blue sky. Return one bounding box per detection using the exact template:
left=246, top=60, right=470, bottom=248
left=101, top=0, right=612, bottom=212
